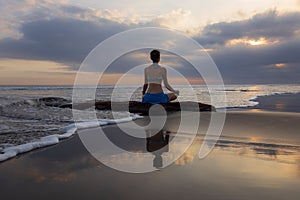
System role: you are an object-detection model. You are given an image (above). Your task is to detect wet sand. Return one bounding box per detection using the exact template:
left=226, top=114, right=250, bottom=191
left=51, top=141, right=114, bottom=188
left=248, top=92, right=300, bottom=112
left=0, top=111, right=300, bottom=200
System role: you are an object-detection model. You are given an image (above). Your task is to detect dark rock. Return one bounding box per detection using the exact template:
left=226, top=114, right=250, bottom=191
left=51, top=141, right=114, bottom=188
left=38, top=97, right=71, bottom=107
left=60, top=101, right=215, bottom=115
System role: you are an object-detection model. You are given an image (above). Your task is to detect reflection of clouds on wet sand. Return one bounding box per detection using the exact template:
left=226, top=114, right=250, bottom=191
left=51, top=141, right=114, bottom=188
left=296, top=157, right=300, bottom=178
left=204, top=136, right=300, bottom=187
left=26, top=167, right=77, bottom=183
left=0, top=136, right=100, bottom=183
left=211, top=136, right=300, bottom=165
left=8, top=155, right=98, bottom=183
left=163, top=132, right=300, bottom=185
left=170, top=133, right=300, bottom=168
left=98, top=130, right=300, bottom=174
left=174, top=151, right=195, bottom=166
left=173, top=139, right=201, bottom=166
left=2, top=126, right=299, bottom=184
left=275, top=103, right=285, bottom=110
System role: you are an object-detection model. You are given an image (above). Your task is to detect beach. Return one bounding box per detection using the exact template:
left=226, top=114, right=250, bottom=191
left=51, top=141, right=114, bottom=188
left=1, top=99, right=300, bottom=199
left=1, top=87, right=300, bottom=199
left=1, top=0, right=300, bottom=199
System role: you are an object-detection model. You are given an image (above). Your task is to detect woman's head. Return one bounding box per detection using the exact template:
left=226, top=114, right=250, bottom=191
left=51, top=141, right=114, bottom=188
left=150, top=50, right=160, bottom=63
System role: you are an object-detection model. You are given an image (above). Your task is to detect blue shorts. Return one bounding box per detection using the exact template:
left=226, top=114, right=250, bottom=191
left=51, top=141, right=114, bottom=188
left=142, top=92, right=169, bottom=104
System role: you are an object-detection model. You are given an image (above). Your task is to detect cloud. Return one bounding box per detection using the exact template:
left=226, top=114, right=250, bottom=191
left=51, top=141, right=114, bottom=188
left=195, top=10, right=300, bottom=47
left=192, top=10, right=300, bottom=83
left=0, top=18, right=129, bottom=67
left=0, top=4, right=201, bottom=71
left=0, top=1, right=155, bottom=68
left=146, top=9, right=198, bottom=34
left=105, top=49, right=200, bottom=78
left=0, top=0, right=68, bottom=38
left=210, top=37, right=300, bottom=83
left=0, top=1, right=300, bottom=84
left=0, top=0, right=136, bottom=40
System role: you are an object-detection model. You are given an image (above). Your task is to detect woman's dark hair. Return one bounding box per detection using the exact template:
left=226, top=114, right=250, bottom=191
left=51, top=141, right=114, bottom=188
left=150, top=50, right=160, bottom=63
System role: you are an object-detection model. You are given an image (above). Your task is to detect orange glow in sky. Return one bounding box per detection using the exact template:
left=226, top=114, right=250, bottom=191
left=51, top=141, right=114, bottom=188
left=0, top=59, right=76, bottom=85
left=274, top=63, right=286, bottom=68
left=226, top=37, right=276, bottom=46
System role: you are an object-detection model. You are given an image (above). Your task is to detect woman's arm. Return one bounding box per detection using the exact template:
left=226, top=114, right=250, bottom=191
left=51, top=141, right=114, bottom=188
left=162, top=68, right=179, bottom=95
left=142, top=68, right=148, bottom=95
left=142, top=84, right=148, bottom=95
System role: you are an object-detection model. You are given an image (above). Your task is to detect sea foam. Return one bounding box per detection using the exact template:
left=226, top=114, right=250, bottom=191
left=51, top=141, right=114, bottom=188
left=0, top=114, right=142, bottom=162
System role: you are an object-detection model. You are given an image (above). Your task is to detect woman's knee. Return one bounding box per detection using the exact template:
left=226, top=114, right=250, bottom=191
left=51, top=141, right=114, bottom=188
left=168, top=93, right=177, bottom=101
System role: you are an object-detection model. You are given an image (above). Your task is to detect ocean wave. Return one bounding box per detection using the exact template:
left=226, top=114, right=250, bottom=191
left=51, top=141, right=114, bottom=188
left=0, top=96, right=141, bottom=148
left=1, top=85, right=300, bottom=162
left=0, top=114, right=143, bottom=162
left=245, top=91, right=300, bottom=107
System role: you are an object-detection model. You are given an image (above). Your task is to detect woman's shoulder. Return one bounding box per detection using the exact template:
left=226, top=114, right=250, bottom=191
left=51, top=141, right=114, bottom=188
left=154, top=63, right=166, bottom=70
left=160, top=66, right=167, bottom=71
left=144, top=66, right=150, bottom=71
left=146, top=63, right=166, bottom=71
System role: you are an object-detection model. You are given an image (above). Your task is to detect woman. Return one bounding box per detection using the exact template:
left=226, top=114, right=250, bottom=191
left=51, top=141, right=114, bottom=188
left=142, top=50, right=179, bottom=104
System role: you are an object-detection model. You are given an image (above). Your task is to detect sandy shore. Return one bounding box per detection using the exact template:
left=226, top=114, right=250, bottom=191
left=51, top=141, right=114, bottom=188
left=246, top=92, right=300, bottom=112
left=0, top=110, right=299, bottom=200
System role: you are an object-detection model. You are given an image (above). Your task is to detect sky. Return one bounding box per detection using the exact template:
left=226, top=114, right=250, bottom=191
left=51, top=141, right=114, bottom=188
left=0, top=0, right=300, bottom=85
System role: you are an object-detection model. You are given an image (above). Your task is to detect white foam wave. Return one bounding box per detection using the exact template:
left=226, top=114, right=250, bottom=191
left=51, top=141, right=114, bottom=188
left=245, top=91, right=300, bottom=108
left=245, top=95, right=260, bottom=106
left=0, top=114, right=143, bottom=162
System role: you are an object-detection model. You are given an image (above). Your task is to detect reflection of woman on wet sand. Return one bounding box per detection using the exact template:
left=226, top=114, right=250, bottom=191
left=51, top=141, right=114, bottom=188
left=146, top=130, right=170, bottom=168
left=142, top=50, right=179, bottom=104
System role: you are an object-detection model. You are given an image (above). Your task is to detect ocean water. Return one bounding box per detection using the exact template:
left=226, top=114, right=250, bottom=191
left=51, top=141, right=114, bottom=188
left=1, top=84, right=300, bottom=162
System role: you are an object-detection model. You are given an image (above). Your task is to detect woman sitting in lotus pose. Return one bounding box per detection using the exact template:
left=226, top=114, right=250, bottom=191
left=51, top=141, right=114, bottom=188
left=142, top=50, right=179, bottom=104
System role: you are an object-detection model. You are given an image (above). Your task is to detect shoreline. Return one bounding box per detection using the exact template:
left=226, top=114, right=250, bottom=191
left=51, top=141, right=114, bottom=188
left=0, top=114, right=143, bottom=162
left=249, top=92, right=300, bottom=112
left=0, top=110, right=300, bottom=199
left=1, top=109, right=300, bottom=162
left=1, top=92, right=300, bottom=163
left=226, top=92, right=300, bottom=112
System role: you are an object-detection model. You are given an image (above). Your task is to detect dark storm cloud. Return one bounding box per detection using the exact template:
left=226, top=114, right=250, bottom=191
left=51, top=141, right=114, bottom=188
left=195, top=10, right=300, bottom=46
left=0, top=18, right=129, bottom=67
left=210, top=37, right=300, bottom=83
left=191, top=10, right=300, bottom=83
left=0, top=3, right=299, bottom=83
left=106, top=49, right=201, bottom=78
left=213, top=36, right=300, bottom=67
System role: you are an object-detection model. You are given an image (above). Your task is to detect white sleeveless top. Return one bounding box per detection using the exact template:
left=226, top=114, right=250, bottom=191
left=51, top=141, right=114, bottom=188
left=147, top=63, right=163, bottom=84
